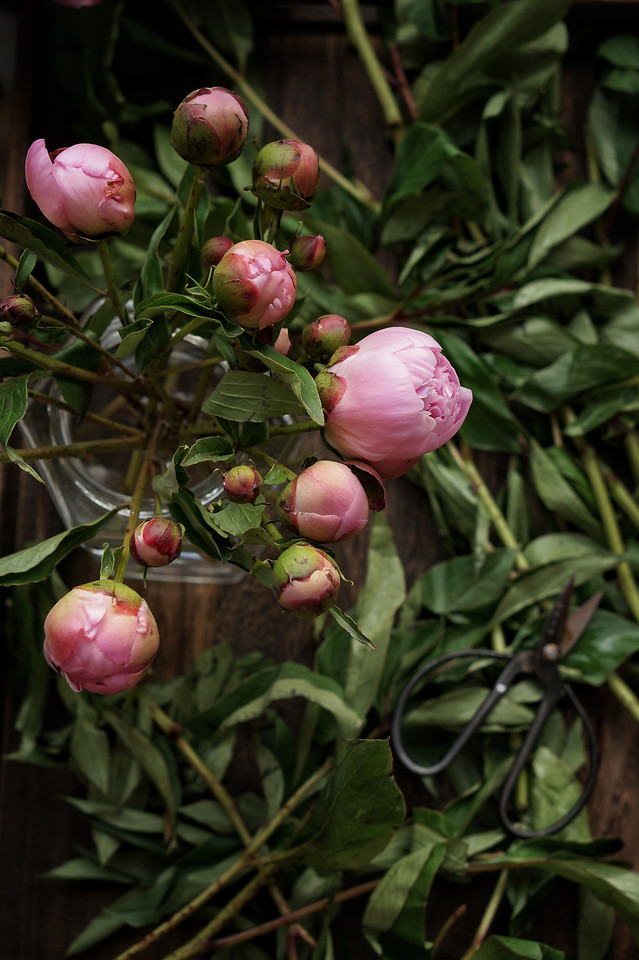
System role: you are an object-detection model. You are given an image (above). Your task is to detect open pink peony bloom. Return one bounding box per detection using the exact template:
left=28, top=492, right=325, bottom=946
left=277, top=460, right=371, bottom=543
left=25, top=139, right=135, bottom=238
left=212, top=239, right=297, bottom=330
left=317, top=327, right=472, bottom=480
left=43, top=580, right=159, bottom=695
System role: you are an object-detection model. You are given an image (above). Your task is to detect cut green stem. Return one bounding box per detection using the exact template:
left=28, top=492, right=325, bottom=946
left=459, top=870, right=508, bottom=960
left=340, top=0, right=403, bottom=139
left=98, top=240, right=129, bottom=326
left=167, top=167, right=208, bottom=292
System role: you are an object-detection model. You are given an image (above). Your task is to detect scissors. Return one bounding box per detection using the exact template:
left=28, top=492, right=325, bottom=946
left=391, top=579, right=601, bottom=839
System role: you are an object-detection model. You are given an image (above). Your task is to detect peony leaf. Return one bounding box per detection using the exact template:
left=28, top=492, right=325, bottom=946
left=0, top=507, right=126, bottom=585
left=303, top=739, right=406, bottom=874
left=0, top=211, right=99, bottom=289
left=203, top=369, right=308, bottom=422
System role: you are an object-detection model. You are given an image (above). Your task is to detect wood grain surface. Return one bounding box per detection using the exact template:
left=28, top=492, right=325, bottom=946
left=1, top=3, right=639, bottom=959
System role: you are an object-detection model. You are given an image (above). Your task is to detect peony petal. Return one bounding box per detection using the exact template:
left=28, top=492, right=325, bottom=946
left=25, top=139, right=75, bottom=233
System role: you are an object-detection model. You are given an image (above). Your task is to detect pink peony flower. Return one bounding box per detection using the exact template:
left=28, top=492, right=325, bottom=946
left=130, top=518, right=183, bottom=568
left=272, top=544, right=340, bottom=619
left=25, top=139, right=135, bottom=238
left=317, top=327, right=472, bottom=480
left=212, top=239, right=297, bottom=330
left=277, top=460, right=371, bottom=543
left=171, top=87, right=249, bottom=166
left=43, top=580, right=159, bottom=695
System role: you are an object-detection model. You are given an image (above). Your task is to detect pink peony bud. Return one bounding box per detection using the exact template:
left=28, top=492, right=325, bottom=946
left=302, top=314, right=351, bottom=362
left=316, top=328, right=473, bottom=480
left=0, top=294, right=38, bottom=331
left=277, top=460, right=370, bottom=543
left=25, top=140, right=135, bottom=238
left=252, top=140, right=320, bottom=211
left=43, top=580, right=160, bottom=695
left=201, top=236, right=234, bottom=269
left=171, top=87, right=249, bottom=167
left=130, top=518, right=183, bottom=568
left=273, top=328, right=291, bottom=356
left=289, top=235, right=326, bottom=271
left=223, top=464, right=262, bottom=503
left=213, top=239, right=297, bottom=330
left=272, top=543, right=340, bottom=619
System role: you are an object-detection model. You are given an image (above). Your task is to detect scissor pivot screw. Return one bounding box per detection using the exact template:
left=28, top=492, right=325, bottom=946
left=542, top=643, right=560, bottom=663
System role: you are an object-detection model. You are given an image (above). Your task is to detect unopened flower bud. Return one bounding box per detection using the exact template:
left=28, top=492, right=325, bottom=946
left=43, top=580, right=160, bottom=694
left=272, top=544, right=340, bottom=619
left=224, top=464, right=262, bottom=503
left=130, top=518, right=183, bottom=568
left=201, top=236, right=234, bottom=269
left=25, top=139, right=135, bottom=238
left=289, top=235, right=326, bottom=271
left=252, top=140, right=320, bottom=211
left=302, top=314, right=351, bottom=362
left=277, top=460, right=370, bottom=543
left=171, top=87, right=249, bottom=166
left=0, top=294, right=38, bottom=331
left=213, top=239, right=297, bottom=330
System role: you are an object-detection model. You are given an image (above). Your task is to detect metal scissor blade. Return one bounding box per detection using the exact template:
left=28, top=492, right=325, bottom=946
left=560, top=588, right=604, bottom=658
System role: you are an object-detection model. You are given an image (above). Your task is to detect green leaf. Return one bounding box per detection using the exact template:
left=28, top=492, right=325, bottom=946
left=103, top=712, right=177, bottom=828
left=245, top=342, right=324, bottom=424
left=527, top=183, right=614, bottom=269
left=71, top=702, right=111, bottom=795
left=562, top=609, right=639, bottom=685
left=363, top=843, right=448, bottom=954
left=304, top=739, right=406, bottom=873
left=208, top=500, right=266, bottom=538
left=0, top=375, right=42, bottom=480
left=597, top=34, right=639, bottom=68
left=434, top=332, right=521, bottom=453
left=304, top=217, right=398, bottom=300
left=203, top=369, right=307, bottom=422
left=0, top=507, right=126, bottom=585
left=344, top=512, right=406, bottom=724
left=187, top=662, right=364, bottom=739
left=415, top=0, right=572, bottom=122
left=474, top=935, right=566, bottom=959
left=528, top=440, right=602, bottom=538
left=514, top=345, right=639, bottom=412
left=0, top=211, right=98, bottom=289
left=328, top=605, right=374, bottom=648
left=418, top=549, right=519, bottom=615
left=42, top=857, right=132, bottom=884
left=181, top=436, right=234, bottom=467
left=15, top=250, right=37, bottom=291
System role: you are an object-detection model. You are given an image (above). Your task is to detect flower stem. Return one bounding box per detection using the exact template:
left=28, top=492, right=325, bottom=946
left=5, top=339, right=147, bottom=397
left=607, top=672, right=639, bottom=724
left=625, top=432, right=639, bottom=484
left=167, top=167, right=208, bottom=292
left=113, top=420, right=162, bottom=581
left=40, top=313, right=136, bottom=379
left=605, top=468, right=639, bottom=533
left=573, top=432, right=639, bottom=622
left=340, top=0, right=403, bottom=139
left=459, top=870, right=508, bottom=960
left=207, top=879, right=379, bottom=951
left=98, top=240, right=128, bottom=325
left=166, top=0, right=378, bottom=209
left=27, top=388, right=141, bottom=436
left=245, top=447, right=298, bottom=481
left=447, top=442, right=529, bottom=572
left=148, top=699, right=251, bottom=844
left=113, top=758, right=333, bottom=960
left=159, top=865, right=279, bottom=960
left=0, top=433, right=145, bottom=464
left=0, top=243, right=81, bottom=325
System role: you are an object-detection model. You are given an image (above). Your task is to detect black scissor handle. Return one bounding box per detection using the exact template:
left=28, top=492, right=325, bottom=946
left=391, top=649, right=513, bottom=776
left=498, top=682, right=599, bottom=838
left=391, top=651, right=599, bottom=839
